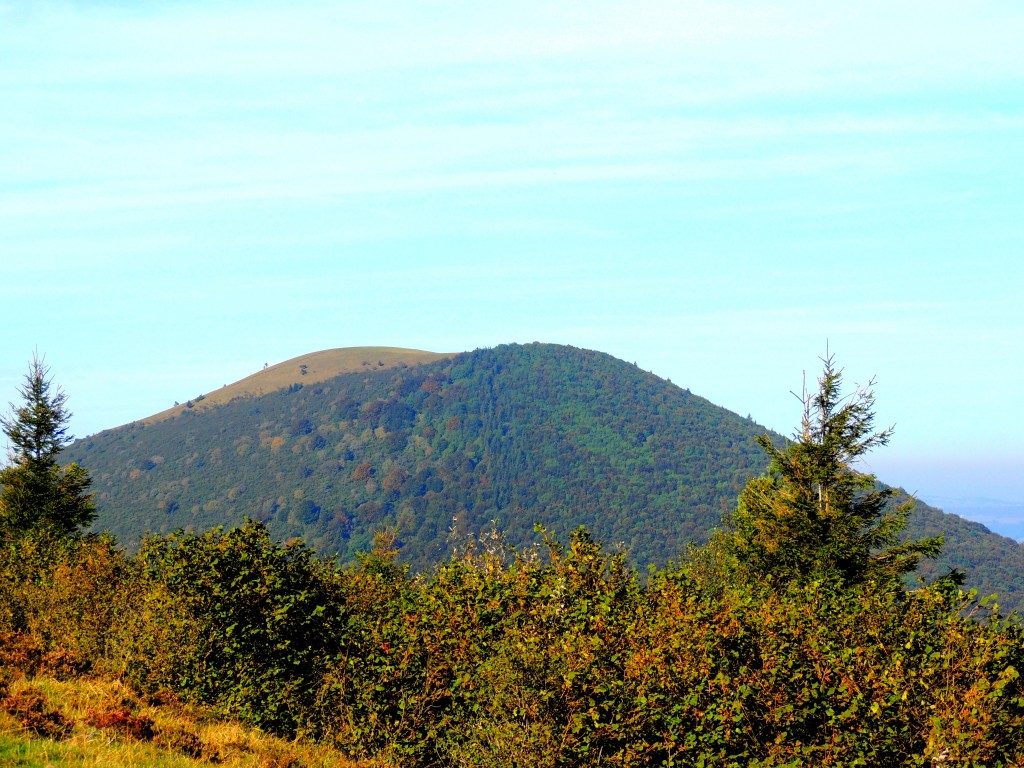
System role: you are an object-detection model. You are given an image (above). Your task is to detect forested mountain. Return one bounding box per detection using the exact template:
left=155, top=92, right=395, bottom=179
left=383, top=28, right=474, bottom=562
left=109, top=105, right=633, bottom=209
left=67, top=343, right=1024, bottom=606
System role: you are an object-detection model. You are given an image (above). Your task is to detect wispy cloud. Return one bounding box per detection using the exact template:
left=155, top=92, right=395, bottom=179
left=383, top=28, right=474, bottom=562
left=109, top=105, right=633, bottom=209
left=4, top=0, right=1022, bottom=223
left=4, top=1, right=1023, bottom=91
left=4, top=108, right=1020, bottom=217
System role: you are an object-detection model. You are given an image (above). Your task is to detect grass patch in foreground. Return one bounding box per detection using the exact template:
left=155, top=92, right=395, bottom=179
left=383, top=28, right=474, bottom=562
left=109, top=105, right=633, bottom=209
left=0, top=673, right=369, bottom=768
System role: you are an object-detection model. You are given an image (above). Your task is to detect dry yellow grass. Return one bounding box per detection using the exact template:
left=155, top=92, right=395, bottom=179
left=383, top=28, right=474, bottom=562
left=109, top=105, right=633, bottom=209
left=0, top=674, right=381, bottom=768
left=144, top=347, right=451, bottom=425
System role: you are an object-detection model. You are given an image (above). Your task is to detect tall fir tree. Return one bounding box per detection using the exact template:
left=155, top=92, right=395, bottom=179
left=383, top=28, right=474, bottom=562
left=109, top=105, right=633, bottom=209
left=721, top=354, right=941, bottom=588
left=0, top=353, right=95, bottom=537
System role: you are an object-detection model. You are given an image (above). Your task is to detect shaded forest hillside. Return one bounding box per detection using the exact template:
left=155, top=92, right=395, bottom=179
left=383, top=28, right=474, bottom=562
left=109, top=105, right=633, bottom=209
left=67, top=343, right=1024, bottom=605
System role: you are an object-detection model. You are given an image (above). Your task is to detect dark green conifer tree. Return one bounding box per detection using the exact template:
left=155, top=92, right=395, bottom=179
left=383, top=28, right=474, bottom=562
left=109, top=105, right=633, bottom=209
left=0, top=353, right=95, bottom=537
left=721, top=354, right=941, bottom=588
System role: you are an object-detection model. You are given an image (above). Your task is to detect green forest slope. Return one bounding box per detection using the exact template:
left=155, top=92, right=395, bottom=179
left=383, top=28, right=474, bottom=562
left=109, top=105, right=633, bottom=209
left=66, top=343, right=1024, bottom=607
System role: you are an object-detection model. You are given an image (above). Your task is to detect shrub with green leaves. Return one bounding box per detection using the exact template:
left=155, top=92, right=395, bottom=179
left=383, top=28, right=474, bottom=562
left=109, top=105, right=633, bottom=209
left=0, top=516, right=1021, bottom=765
left=133, top=520, right=347, bottom=736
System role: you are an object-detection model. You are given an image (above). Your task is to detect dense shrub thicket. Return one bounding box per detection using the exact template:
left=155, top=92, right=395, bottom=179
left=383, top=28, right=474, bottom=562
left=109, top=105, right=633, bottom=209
left=1, top=521, right=1022, bottom=767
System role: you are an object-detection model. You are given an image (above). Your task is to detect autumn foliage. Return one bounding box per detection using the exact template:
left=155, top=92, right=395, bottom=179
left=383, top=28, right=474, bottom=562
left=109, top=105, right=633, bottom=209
left=0, top=520, right=1020, bottom=766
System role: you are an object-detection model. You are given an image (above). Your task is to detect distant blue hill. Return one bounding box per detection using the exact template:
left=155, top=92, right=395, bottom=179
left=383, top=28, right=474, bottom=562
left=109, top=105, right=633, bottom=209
left=927, top=498, right=1024, bottom=542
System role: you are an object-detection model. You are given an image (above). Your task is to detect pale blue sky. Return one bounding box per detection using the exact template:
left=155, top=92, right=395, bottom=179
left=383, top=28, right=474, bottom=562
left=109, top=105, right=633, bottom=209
left=2, top=1, right=1022, bottom=531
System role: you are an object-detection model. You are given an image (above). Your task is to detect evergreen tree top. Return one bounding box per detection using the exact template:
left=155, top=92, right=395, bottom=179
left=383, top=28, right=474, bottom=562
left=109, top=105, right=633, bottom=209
left=2, top=352, right=72, bottom=468
left=0, top=352, right=94, bottom=538
left=722, top=352, right=942, bottom=589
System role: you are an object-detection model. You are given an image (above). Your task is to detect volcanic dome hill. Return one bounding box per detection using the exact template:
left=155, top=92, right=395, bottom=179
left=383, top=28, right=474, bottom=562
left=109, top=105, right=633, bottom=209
left=67, top=343, right=1024, bottom=607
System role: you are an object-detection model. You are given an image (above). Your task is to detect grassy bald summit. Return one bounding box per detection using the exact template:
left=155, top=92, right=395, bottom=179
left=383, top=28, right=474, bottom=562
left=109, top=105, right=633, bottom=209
left=145, top=347, right=450, bottom=424
left=68, top=343, right=1024, bottom=608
